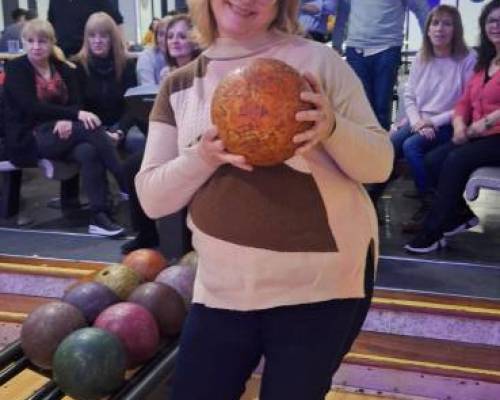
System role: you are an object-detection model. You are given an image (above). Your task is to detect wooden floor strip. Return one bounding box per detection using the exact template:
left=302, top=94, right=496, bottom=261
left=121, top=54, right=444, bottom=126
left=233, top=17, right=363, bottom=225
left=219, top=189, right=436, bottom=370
left=348, top=331, right=500, bottom=383
left=0, top=261, right=95, bottom=278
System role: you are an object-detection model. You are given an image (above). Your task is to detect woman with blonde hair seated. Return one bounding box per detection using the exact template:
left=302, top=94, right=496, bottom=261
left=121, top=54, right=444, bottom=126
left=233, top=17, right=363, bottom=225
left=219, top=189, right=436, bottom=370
left=72, top=12, right=138, bottom=149
left=4, top=19, right=126, bottom=236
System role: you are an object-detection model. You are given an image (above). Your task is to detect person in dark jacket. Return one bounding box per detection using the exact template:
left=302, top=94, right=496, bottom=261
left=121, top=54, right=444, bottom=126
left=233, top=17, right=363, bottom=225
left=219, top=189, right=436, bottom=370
left=72, top=12, right=138, bottom=148
left=4, top=19, right=126, bottom=237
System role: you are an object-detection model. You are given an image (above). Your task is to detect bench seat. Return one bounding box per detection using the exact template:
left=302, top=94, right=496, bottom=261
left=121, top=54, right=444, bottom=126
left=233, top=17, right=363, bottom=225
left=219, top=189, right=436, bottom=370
left=465, top=167, right=500, bottom=202
left=0, top=158, right=79, bottom=219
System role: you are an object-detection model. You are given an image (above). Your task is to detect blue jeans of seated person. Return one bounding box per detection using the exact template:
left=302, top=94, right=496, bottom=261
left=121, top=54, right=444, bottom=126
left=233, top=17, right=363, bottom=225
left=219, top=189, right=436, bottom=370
left=346, top=46, right=401, bottom=130
left=423, top=135, right=500, bottom=234
left=391, top=123, right=453, bottom=195
left=345, top=47, right=401, bottom=130
left=171, top=251, right=374, bottom=400
left=34, top=121, right=127, bottom=205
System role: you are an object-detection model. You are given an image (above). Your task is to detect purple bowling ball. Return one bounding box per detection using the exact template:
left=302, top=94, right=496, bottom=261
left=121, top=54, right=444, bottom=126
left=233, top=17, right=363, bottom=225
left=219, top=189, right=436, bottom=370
left=155, top=264, right=196, bottom=308
left=62, top=282, right=120, bottom=323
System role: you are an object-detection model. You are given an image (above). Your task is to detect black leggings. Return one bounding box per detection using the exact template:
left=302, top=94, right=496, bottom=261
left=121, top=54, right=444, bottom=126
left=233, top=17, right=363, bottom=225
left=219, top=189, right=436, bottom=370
left=424, top=135, right=500, bottom=233
left=34, top=121, right=126, bottom=194
left=171, top=250, right=374, bottom=400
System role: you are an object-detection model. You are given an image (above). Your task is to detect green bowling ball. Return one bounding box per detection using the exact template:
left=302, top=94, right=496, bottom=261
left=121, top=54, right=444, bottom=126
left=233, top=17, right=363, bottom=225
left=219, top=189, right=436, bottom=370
left=53, top=327, right=126, bottom=400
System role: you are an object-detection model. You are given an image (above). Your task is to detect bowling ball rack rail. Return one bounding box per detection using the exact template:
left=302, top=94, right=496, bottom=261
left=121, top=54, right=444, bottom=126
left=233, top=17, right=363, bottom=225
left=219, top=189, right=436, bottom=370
left=0, top=339, right=179, bottom=400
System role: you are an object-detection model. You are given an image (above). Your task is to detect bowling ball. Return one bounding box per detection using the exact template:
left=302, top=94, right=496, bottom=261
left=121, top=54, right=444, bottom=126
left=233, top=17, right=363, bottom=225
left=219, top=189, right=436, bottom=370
left=211, top=58, right=313, bottom=166
left=94, top=263, right=142, bottom=300
left=53, top=327, right=126, bottom=400
left=62, top=282, right=120, bottom=323
left=122, top=248, right=168, bottom=281
left=21, top=302, right=87, bottom=369
left=94, top=302, right=160, bottom=368
left=155, top=264, right=196, bottom=308
left=179, top=250, right=198, bottom=269
left=129, top=282, right=186, bottom=337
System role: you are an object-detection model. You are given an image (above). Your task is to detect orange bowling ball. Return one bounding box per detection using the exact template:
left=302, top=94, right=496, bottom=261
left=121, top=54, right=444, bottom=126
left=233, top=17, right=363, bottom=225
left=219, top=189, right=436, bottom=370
left=211, top=58, right=313, bottom=166
left=122, top=249, right=168, bottom=281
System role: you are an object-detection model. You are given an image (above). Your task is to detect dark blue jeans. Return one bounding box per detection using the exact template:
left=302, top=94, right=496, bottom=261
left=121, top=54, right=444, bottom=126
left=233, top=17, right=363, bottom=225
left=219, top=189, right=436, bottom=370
left=392, top=123, right=453, bottom=194
left=346, top=46, right=401, bottom=130
left=423, top=135, right=500, bottom=233
left=171, top=251, right=374, bottom=400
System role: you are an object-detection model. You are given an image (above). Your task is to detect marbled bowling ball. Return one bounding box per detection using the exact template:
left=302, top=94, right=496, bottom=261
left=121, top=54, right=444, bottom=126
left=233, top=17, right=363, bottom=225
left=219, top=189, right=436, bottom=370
left=122, top=248, right=168, bottom=281
left=21, top=302, right=87, bottom=369
left=128, top=282, right=186, bottom=337
left=53, top=327, right=126, bottom=400
left=94, top=302, right=160, bottom=368
left=94, top=263, right=142, bottom=300
left=62, top=282, right=120, bottom=323
left=211, top=58, right=313, bottom=166
left=179, top=250, right=198, bottom=269
left=155, top=264, right=196, bottom=309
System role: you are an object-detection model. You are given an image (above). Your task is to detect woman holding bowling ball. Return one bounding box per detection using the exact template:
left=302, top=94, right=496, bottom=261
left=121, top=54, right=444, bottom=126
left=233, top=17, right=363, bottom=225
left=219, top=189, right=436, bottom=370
left=136, top=0, right=393, bottom=399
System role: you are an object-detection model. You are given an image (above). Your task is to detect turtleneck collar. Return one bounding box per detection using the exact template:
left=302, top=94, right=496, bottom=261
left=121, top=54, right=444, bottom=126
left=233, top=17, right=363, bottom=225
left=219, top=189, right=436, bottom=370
left=203, top=29, right=290, bottom=60
left=89, top=54, right=115, bottom=77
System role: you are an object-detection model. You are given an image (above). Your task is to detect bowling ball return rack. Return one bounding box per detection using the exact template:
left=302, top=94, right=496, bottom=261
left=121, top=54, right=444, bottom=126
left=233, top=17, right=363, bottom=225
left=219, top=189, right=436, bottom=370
left=0, top=339, right=178, bottom=400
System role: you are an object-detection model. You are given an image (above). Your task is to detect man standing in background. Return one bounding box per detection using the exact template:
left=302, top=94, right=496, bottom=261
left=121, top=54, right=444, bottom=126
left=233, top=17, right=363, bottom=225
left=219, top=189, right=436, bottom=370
left=0, top=8, right=36, bottom=52
left=48, top=0, right=123, bottom=57
left=345, top=0, right=429, bottom=130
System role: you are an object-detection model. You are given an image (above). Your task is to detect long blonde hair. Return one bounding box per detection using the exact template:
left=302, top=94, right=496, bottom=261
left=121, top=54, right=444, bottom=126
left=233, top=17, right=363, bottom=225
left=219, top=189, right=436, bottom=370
left=73, top=12, right=127, bottom=80
left=186, top=0, right=301, bottom=47
left=21, top=19, right=66, bottom=62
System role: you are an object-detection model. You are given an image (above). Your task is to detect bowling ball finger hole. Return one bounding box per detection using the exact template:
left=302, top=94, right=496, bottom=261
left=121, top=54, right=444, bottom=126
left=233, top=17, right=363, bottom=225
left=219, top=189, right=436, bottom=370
left=102, top=271, right=109, bottom=276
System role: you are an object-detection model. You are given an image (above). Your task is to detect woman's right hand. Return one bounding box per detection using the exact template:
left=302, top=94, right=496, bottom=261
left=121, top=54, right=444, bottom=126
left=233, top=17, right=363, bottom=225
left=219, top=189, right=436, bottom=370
left=53, top=120, right=73, bottom=139
left=452, top=118, right=468, bottom=145
left=195, top=128, right=253, bottom=172
left=78, top=111, right=101, bottom=130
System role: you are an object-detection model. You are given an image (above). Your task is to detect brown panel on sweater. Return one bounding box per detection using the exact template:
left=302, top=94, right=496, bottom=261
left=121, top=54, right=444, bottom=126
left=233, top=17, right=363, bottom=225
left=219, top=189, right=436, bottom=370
left=150, top=55, right=210, bottom=126
left=190, top=164, right=337, bottom=252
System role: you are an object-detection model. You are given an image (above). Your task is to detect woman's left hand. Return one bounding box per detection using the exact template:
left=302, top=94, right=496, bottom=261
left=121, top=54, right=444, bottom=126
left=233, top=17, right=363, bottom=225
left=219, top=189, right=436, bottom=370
left=293, top=72, right=336, bottom=156
left=53, top=120, right=73, bottom=139
left=418, top=126, right=436, bottom=140
left=466, top=119, right=487, bottom=138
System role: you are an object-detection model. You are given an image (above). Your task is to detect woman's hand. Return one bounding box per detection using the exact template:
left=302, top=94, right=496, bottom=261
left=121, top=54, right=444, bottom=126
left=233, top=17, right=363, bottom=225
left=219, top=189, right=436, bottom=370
left=78, top=111, right=101, bottom=130
left=466, top=119, right=488, bottom=138
left=53, top=120, right=73, bottom=139
left=452, top=118, right=468, bottom=145
left=389, top=118, right=408, bottom=135
left=418, top=126, right=436, bottom=140
left=412, top=118, right=434, bottom=132
left=293, top=72, right=335, bottom=156
left=196, top=128, right=253, bottom=172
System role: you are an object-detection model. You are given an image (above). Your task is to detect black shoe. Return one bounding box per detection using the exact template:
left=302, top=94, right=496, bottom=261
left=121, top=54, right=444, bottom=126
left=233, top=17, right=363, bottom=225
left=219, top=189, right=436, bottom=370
left=443, top=214, right=479, bottom=237
left=405, top=231, right=446, bottom=254
left=121, top=234, right=159, bottom=254
left=89, top=212, right=125, bottom=237
left=401, top=202, right=430, bottom=234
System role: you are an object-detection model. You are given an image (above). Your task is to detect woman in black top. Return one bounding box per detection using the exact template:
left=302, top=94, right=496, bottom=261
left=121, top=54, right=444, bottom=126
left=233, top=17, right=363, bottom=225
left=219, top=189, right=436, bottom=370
left=73, top=12, right=138, bottom=149
left=4, top=19, right=126, bottom=237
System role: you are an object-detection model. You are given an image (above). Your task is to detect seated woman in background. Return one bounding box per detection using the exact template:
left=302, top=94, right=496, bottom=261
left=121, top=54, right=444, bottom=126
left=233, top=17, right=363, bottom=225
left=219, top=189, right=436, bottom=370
left=122, top=14, right=200, bottom=254
left=73, top=12, right=138, bottom=150
left=405, top=0, right=500, bottom=253
left=369, top=5, right=476, bottom=231
left=3, top=19, right=126, bottom=237
left=136, top=16, right=169, bottom=85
